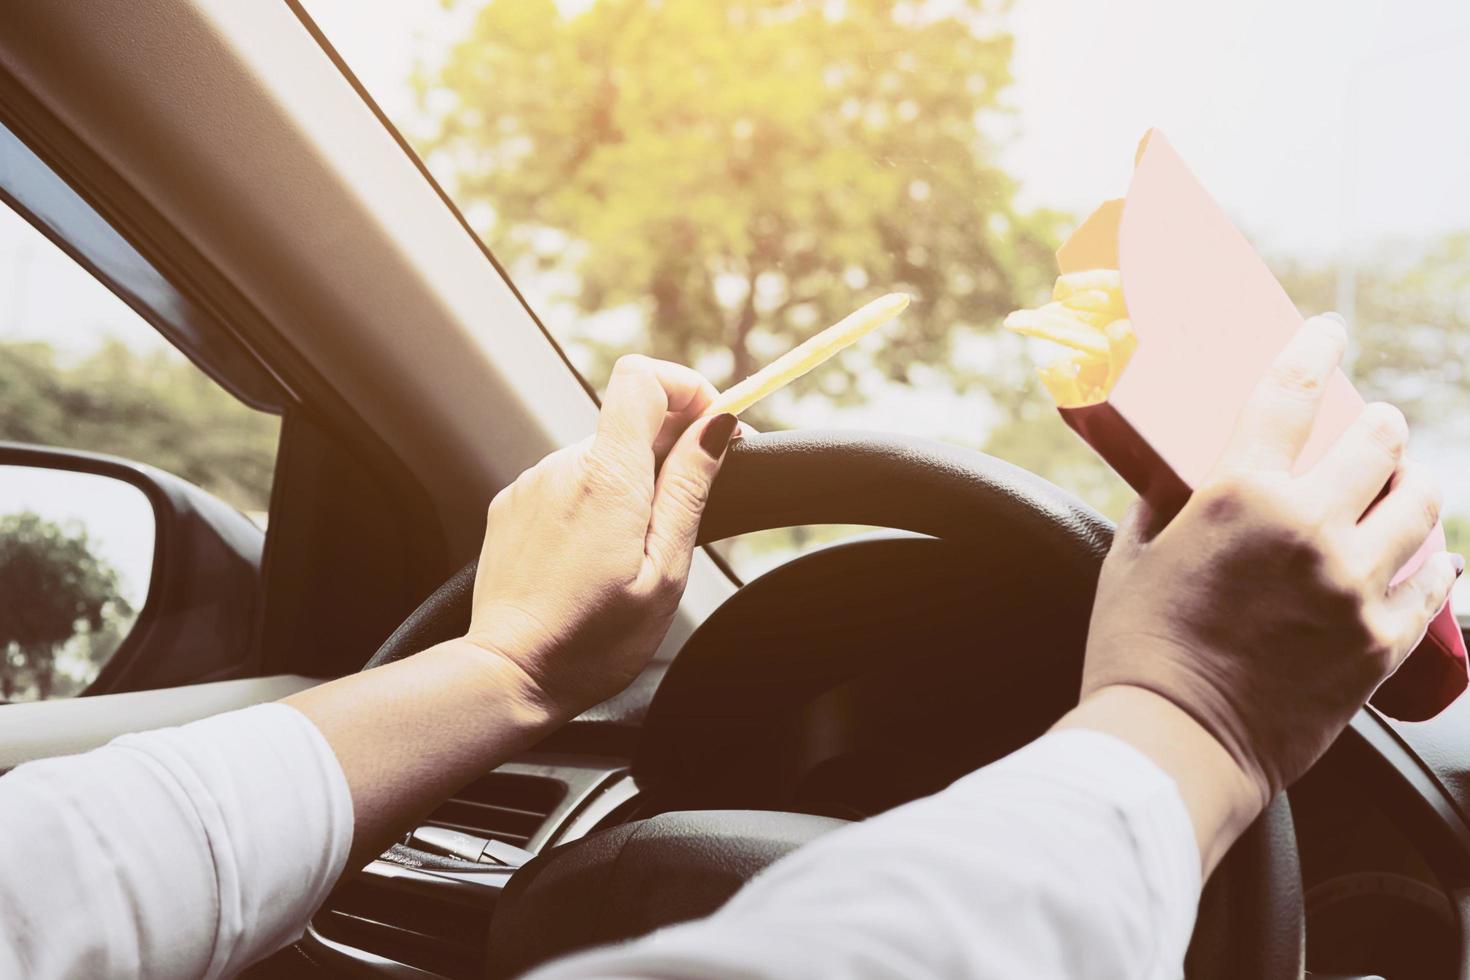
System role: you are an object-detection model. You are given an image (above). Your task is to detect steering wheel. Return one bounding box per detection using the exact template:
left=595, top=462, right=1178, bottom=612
left=362, top=430, right=1304, bottom=979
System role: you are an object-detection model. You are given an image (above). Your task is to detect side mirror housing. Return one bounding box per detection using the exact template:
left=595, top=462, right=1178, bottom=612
left=0, top=442, right=264, bottom=699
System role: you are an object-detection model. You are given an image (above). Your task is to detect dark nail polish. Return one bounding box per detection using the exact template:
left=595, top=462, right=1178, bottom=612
left=1454, top=553, right=1465, bottom=578
left=700, top=413, right=738, bottom=458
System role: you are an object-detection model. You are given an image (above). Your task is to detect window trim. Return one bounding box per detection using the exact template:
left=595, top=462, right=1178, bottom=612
left=0, top=119, right=289, bottom=414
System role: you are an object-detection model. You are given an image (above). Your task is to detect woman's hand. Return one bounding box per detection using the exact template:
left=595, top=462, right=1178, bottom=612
left=465, top=355, right=739, bottom=718
left=1061, top=314, right=1461, bottom=874
left=1082, top=315, right=1459, bottom=804
left=288, top=355, right=735, bottom=865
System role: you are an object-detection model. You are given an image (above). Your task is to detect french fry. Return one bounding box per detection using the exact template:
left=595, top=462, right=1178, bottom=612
left=1057, top=288, right=1127, bottom=317
left=706, top=292, right=911, bottom=417
left=1053, top=269, right=1123, bottom=301
left=1002, top=306, right=1110, bottom=356
left=1005, top=269, right=1135, bottom=408
left=1038, top=359, right=1088, bottom=406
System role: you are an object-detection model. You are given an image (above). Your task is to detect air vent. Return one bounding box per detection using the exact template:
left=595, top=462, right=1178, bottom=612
left=314, top=876, right=488, bottom=978
left=425, top=770, right=567, bottom=848
left=311, top=771, right=566, bottom=978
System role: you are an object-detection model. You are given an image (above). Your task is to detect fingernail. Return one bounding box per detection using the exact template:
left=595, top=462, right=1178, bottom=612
left=1453, top=553, right=1465, bottom=578
left=1321, top=311, right=1346, bottom=326
left=700, top=413, right=738, bottom=458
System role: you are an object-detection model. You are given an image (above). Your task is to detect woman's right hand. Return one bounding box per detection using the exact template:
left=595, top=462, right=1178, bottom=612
left=1081, top=315, right=1460, bottom=807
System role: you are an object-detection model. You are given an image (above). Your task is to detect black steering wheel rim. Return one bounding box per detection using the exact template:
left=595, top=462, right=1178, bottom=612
left=362, top=429, right=1303, bottom=979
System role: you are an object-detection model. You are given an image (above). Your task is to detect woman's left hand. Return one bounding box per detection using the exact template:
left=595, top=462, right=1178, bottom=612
left=289, top=356, right=738, bottom=865
left=464, top=355, right=739, bottom=718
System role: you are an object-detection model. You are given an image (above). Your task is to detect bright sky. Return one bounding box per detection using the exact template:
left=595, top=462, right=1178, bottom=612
left=1004, top=0, right=1470, bottom=259
left=0, top=204, right=170, bottom=356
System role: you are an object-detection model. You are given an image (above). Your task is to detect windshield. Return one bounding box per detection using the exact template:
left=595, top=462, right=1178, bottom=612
left=301, top=0, right=1470, bottom=584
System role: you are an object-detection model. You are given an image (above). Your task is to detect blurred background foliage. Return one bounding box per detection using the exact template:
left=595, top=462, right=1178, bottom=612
left=425, top=0, right=1066, bottom=411
left=419, top=0, right=1128, bottom=573
left=0, top=339, right=279, bottom=515
left=415, top=0, right=1470, bottom=563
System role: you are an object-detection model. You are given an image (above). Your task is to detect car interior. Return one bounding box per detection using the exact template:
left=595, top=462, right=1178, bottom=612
left=2, top=3, right=1470, bottom=979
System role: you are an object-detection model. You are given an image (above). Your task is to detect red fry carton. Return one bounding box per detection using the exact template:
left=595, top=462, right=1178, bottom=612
left=1051, top=129, right=1466, bottom=720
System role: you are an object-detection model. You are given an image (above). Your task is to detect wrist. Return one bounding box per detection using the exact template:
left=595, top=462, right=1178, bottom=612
left=438, top=635, right=571, bottom=729
left=1057, top=684, right=1266, bottom=876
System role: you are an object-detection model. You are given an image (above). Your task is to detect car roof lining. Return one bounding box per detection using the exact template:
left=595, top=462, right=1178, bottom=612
left=0, top=118, right=287, bottom=413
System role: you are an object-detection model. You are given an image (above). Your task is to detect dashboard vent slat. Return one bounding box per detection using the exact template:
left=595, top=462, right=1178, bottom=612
left=425, top=771, right=566, bottom=847
left=312, top=770, right=567, bottom=978
left=314, top=881, right=488, bottom=978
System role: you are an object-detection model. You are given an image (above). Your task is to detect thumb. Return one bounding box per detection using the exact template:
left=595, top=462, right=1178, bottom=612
left=643, top=413, right=738, bottom=583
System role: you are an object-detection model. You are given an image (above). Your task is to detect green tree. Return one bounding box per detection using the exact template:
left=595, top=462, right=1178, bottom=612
left=424, top=0, right=1065, bottom=412
left=0, top=339, right=279, bottom=513
left=0, top=512, right=132, bottom=701
left=1270, top=239, right=1470, bottom=553
left=1271, top=236, right=1470, bottom=430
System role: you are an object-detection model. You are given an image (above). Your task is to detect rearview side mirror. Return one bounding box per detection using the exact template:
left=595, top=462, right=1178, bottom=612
left=0, top=463, right=153, bottom=700
left=0, top=443, right=264, bottom=701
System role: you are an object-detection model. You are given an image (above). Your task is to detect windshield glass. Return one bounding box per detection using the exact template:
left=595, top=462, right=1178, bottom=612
left=301, top=0, right=1470, bottom=584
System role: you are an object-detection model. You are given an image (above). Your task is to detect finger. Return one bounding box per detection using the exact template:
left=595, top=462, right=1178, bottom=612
left=1380, top=550, right=1462, bottom=668
left=1218, top=315, right=1347, bottom=474
left=1306, top=402, right=1408, bottom=521
left=597, top=356, right=717, bottom=463
left=648, top=362, right=719, bottom=462
left=643, top=413, right=738, bottom=586
left=1357, top=461, right=1443, bottom=587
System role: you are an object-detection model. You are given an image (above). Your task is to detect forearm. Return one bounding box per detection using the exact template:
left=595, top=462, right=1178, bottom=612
left=1054, top=684, right=1265, bottom=876
left=285, top=637, right=564, bottom=869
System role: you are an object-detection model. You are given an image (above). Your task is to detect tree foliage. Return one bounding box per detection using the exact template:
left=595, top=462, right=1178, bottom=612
left=424, top=0, right=1066, bottom=409
left=418, top=0, right=1470, bottom=559
left=1272, top=239, right=1470, bottom=554
left=1273, top=234, right=1470, bottom=430
left=0, top=340, right=279, bottom=513
left=0, top=511, right=132, bottom=700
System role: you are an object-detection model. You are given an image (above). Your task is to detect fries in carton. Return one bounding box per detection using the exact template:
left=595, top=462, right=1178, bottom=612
left=1006, top=130, right=1466, bottom=720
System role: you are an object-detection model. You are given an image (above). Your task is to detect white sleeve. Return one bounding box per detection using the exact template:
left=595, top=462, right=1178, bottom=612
left=0, top=701, right=354, bottom=979
left=529, top=729, right=1201, bottom=980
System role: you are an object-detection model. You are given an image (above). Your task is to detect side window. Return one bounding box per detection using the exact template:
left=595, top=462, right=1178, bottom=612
left=0, top=200, right=280, bottom=702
